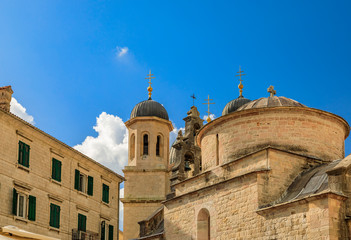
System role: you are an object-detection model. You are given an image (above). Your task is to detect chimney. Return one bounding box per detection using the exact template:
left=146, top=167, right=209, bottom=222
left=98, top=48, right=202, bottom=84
left=0, top=86, right=13, bottom=112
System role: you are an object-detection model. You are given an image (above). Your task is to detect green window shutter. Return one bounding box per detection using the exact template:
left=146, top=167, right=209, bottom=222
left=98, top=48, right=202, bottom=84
left=18, top=141, right=23, bottom=165
left=25, top=145, right=30, bottom=167
left=108, top=225, right=114, bottom=240
left=101, top=221, right=106, bottom=240
left=102, top=184, right=109, bottom=203
left=74, top=169, right=80, bottom=190
left=78, top=213, right=87, bottom=232
left=57, top=161, right=62, bottom=182
left=55, top=205, right=61, bottom=228
left=52, top=159, right=56, bottom=180
left=50, top=204, right=54, bottom=227
left=12, top=188, right=18, bottom=215
left=87, top=176, right=94, bottom=196
left=28, top=195, right=36, bottom=221
left=52, top=159, right=62, bottom=182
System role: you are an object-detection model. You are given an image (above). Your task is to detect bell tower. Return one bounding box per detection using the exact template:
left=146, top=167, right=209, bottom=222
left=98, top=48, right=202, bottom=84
left=122, top=71, right=173, bottom=240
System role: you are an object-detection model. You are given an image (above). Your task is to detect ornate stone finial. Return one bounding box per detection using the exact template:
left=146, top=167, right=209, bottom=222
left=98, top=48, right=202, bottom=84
left=235, top=66, right=246, bottom=97
left=191, top=94, right=196, bottom=106
left=267, top=85, right=276, bottom=97
left=202, top=94, right=215, bottom=123
left=145, top=70, right=155, bottom=100
left=0, top=86, right=13, bottom=112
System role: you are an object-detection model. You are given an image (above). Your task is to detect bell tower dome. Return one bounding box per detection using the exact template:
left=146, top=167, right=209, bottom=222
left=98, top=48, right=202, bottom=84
left=122, top=71, right=173, bottom=240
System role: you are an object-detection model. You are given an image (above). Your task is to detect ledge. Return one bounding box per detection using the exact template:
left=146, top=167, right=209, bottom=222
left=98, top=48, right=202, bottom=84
left=48, top=194, right=64, bottom=203
left=48, top=226, right=60, bottom=233
left=77, top=190, right=89, bottom=198
left=16, top=130, right=33, bottom=142
left=100, top=214, right=111, bottom=221
left=76, top=204, right=89, bottom=212
left=16, top=163, right=30, bottom=173
left=13, top=216, right=28, bottom=223
left=121, top=198, right=165, bottom=204
left=102, top=201, right=110, bottom=207
left=163, top=168, right=270, bottom=204
left=256, top=190, right=348, bottom=213
left=13, top=180, right=32, bottom=191
left=50, top=148, right=65, bottom=158
left=50, top=178, right=62, bottom=186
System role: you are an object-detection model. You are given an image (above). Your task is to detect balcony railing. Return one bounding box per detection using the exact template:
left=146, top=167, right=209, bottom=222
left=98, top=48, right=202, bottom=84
left=72, top=229, right=99, bottom=240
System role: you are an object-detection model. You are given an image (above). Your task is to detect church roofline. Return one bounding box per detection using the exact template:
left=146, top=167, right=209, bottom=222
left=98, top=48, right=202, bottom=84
left=125, top=116, right=173, bottom=131
left=168, top=146, right=326, bottom=190
left=197, top=106, right=350, bottom=147
left=256, top=190, right=347, bottom=213
left=0, top=108, right=125, bottom=181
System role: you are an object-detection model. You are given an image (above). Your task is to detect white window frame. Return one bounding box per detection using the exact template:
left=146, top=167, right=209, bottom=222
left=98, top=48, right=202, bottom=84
left=17, top=193, right=28, bottom=219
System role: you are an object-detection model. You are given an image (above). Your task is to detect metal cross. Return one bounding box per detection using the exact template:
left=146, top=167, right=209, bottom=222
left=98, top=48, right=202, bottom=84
left=235, top=66, right=246, bottom=97
left=145, top=70, right=155, bottom=99
left=202, top=95, right=215, bottom=122
left=267, top=85, right=276, bottom=97
left=191, top=94, right=196, bottom=106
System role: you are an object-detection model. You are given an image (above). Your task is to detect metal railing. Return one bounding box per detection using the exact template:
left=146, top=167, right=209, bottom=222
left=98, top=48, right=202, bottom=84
left=72, top=229, right=99, bottom=240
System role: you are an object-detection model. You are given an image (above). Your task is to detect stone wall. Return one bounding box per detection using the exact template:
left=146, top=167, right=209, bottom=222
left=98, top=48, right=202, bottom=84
left=197, top=107, right=349, bottom=171
left=164, top=173, right=340, bottom=239
left=0, top=110, right=123, bottom=239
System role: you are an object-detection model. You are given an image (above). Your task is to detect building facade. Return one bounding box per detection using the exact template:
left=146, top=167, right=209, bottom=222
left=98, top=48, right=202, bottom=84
left=123, top=74, right=351, bottom=239
left=0, top=86, right=124, bottom=240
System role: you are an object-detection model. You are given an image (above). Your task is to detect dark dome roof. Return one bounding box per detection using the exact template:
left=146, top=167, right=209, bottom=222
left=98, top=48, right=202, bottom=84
left=130, top=99, right=169, bottom=120
left=237, top=96, right=305, bottom=111
left=222, top=96, right=251, bottom=116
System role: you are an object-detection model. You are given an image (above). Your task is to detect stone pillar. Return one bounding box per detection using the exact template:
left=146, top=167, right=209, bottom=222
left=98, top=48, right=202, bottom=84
left=0, top=86, right=13, bottom=112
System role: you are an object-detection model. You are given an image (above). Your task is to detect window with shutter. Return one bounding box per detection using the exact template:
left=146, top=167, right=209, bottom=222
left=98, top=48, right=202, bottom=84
left=50, top=203, right=60, bottom=228
left=52, top=158, right=62, bottom=182
left=101, top=221, right=106, bottom=240
left=12, top=188, right=18, bottom=215
left=88, top=176, right=94, bottom=196
left=18, top=141, right=30, bottom=167
left=78, top=213, right=87, bottom=232
left=28, top=195, right=36, bottom=221
left=108, top=225, right=114, bottom=240
left=102, top=184, right=109, bottom=204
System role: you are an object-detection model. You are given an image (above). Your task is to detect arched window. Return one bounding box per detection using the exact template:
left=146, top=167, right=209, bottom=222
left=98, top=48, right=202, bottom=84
left=197, top=208, right=210, bottom=240
left=156, top=135, right=161, bottom=156
left=143, top=134, right=149, bottom=155
left=130, top=134, right=135, bottom=159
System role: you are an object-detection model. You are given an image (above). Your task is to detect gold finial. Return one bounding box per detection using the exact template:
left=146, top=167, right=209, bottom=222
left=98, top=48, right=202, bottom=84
left=202, top=95, right=215, bottom=122
left=145, top=70, right=155, bottom=100
left=267, top=85, right=276, bottom=97
left=235, top=66, right=246, bottom=97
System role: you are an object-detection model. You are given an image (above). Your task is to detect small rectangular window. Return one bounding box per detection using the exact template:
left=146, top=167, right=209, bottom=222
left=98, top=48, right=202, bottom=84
left=18, top=141, right=30, bottom=167
left=102, top=184, right=109, bottom=204
left=52, top=158, right=62, bottom=182
left=74, top=169, right=93, bottom=196
left=78, top=213, right=87, bottom=232
left=13, top=189, right=36, bottom=221
left=50, top=203, right=60, bottom=228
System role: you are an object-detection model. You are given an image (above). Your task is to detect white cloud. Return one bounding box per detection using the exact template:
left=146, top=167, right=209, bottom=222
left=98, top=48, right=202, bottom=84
left=169, top=121, right=185, bottom=147
left=203, top=114, right=216, bottom=122
left=74, top=112, right=128, bottom=175
left=10, top=97, right=35, bottom=125
left=119, top=187, right=124, bottom=230
left=116, top=46, right=129, bottom=57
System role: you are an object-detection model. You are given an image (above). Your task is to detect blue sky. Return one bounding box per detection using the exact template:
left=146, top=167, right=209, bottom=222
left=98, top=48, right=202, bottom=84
left=2, top=0, right=351, bottom=165
left=2, top=0, right=351, bottom=231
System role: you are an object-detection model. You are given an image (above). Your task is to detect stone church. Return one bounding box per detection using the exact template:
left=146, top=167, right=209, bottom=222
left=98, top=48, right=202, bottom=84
left=122, top=69, right=351, bottom=240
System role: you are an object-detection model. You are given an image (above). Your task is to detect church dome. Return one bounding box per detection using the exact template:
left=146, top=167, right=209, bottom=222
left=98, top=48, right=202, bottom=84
left=222, top=96, right=251, bottom=116
left=237, top=96, right=306, bottom=111
left=130, top=99, right=169, bottom=120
